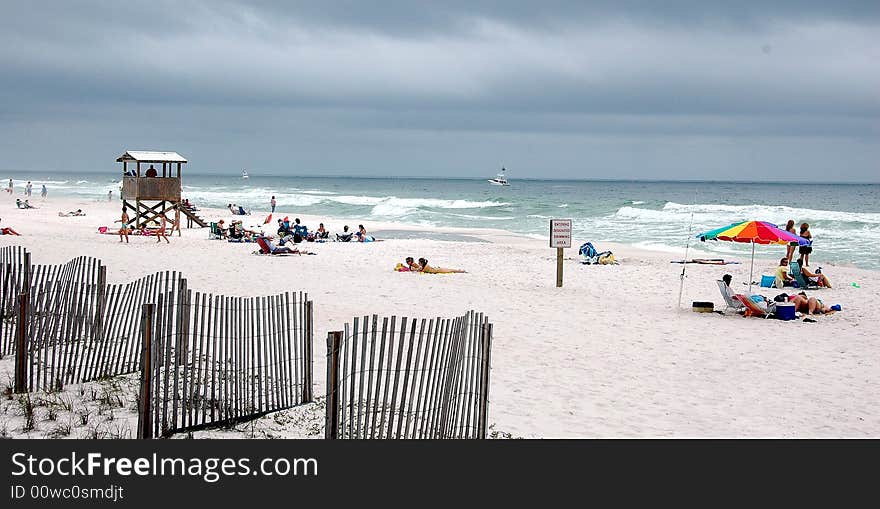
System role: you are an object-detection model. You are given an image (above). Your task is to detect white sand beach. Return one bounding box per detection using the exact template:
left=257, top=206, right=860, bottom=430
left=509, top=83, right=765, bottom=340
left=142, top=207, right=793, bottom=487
left=2, top=195, right=878, bottom=438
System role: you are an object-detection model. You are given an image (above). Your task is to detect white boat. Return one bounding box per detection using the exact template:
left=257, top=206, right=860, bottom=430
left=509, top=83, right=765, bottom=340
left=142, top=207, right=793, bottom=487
left=241, top=169, right=249, bottom=180
left=488, top=167, right=510, bottom=186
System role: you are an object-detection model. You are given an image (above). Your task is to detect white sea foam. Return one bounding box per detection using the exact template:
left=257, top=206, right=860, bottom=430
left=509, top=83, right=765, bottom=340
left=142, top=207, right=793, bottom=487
left=662, top=202, right=880, bottom=225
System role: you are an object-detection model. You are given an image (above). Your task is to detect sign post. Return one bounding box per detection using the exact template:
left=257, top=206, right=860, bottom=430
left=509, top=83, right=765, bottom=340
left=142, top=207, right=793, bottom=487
left=550, top=219, right=572, bottom=288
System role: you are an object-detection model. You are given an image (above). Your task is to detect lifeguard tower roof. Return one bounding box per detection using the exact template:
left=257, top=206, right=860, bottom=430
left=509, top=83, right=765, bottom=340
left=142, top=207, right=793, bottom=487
left=116, top=151, right=187, bottom=163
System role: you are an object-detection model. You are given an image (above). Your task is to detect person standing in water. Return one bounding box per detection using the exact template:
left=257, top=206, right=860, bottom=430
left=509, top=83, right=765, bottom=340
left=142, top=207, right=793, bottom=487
left=270, top=195, right=276, bottom=213
left=25, top=181, right=32, bottom=197
left=41, top=184, right=47, bottom=200
left=6, top=179, right=12, bottom=194
left=108, top=190, right=113, bottom=202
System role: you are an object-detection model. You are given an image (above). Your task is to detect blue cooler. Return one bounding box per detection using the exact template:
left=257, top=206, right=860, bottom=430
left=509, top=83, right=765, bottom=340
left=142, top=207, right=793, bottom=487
left=775, top=302, right=796, bottom=320
left=760, top=275, right=775, bottom=288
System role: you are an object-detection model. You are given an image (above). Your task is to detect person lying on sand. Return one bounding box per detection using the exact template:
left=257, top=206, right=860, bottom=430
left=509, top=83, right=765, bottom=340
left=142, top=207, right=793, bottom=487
left=405, top=257, right=421, bottom=271
left=58, top=209, right=85, bottom=217
left=417, top=257, right=466, bottom=274
left=0, top=218, right=20, bottom=236
left=788, top=292, right=835, bottom=315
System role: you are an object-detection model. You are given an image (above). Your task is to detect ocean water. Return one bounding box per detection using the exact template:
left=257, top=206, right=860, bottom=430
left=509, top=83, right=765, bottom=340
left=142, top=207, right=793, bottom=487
left=8, top=173, right=880, bottom=269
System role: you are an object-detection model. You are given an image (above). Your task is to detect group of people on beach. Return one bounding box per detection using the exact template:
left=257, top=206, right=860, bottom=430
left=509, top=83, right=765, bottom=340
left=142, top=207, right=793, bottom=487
left=115, top=206, right=180, bottom=244
left=720, top=273, right=835, bottom=316
left=6, top=179, right=47, bottom=199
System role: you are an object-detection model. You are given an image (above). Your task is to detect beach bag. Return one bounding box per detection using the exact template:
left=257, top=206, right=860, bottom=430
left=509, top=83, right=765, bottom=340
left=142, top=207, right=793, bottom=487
left=773, top=293, right=789, bottom=303
left=597, top=252, right=616, bottom=265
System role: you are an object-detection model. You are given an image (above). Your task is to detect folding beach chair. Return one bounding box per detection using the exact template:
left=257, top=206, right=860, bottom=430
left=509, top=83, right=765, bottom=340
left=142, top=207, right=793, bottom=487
left=789, top=261, right=819, bottom=290
left=734, top=294, right=774, bottom=319
left=208, top=222, right=223, bottom=240
left=717, top=280, right=745, bottom=313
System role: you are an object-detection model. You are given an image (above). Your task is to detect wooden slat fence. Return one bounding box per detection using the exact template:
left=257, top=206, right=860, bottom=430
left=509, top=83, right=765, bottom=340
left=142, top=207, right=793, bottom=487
left=139, top=291, right=313, bottom=438
left=1, top=245, right=31, bottom=356
left=325, top=310, right=492, bottom=439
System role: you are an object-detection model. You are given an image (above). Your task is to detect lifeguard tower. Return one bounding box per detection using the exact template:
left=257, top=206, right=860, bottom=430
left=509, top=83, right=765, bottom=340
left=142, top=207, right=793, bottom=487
left=116, top=150, right=206, bottom=229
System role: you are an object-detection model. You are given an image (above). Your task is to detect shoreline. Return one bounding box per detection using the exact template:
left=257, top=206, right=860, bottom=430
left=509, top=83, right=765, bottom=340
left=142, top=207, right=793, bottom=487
left=8, top=195, right=875, bottom=272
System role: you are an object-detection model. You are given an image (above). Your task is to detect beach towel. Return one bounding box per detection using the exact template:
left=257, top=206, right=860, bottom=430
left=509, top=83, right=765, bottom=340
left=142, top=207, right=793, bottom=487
left=670, top=258, right=740, bottom=265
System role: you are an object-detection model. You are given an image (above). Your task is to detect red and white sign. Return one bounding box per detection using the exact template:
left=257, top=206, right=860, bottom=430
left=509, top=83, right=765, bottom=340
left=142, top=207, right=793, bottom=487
left=550, top=219, right=572, bottom=248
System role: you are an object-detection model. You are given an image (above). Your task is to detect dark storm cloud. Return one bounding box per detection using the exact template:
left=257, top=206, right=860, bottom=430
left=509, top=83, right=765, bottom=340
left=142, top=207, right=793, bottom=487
left=0, top=1, right=878, bottom=179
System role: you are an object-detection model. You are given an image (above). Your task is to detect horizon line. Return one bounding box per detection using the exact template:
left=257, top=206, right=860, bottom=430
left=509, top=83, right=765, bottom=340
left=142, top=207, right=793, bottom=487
left=3, top=169, right=879, bottom=185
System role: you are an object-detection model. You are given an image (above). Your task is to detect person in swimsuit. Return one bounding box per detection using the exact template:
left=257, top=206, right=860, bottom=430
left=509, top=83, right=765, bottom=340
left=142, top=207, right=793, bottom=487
left=155, top=215, right=170, bottom=244
left=800, top=265, right=831, bottom=288
left=785, top=219, right=797, bottom=261
left=788, top=292, right=833, bottom=315
left=404, top=257, right=421, bottom=271
left=115, top=208, right=131, bottom=243
left=417, top=257, right=466, bottom=274
left=798, top=223, right=812, bottom=266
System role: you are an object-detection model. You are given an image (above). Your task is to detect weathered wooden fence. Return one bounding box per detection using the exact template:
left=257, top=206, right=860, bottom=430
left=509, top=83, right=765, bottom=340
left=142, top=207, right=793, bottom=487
left=2, top=247, right=314, bottom=438
left=8, top=257, right=182, bottom=392
left=325, top=311, right=492, bottom=439
left=138, top=291, right=313, bottom=438
left=1, top=246, right=31, bottom=356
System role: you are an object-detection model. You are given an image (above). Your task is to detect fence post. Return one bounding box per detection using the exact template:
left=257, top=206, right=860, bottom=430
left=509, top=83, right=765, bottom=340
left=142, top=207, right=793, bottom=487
left=94, top=265, right=106, bottom=342
left=137, top=303, right=154, bottom=439
left=13, top=292, right=28, bottom=393
left=477, top=322, right=493, bottom=439
left=324, top=330, right=342, bottom=439
left=303, top=300, right=313, bottom=403
left=22, top=251, right=31, bottom=294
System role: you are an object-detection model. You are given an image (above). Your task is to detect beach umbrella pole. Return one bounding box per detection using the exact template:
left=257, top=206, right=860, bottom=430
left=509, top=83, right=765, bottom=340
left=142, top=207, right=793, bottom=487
left=748, top=240, right=755, bottom=293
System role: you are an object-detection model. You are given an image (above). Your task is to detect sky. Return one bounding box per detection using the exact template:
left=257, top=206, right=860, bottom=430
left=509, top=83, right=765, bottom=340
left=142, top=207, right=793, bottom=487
left=1, top=1, right=878, bottom=181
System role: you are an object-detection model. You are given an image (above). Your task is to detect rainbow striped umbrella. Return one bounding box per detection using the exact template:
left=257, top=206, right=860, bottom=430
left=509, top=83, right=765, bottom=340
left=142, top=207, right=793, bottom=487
left=696, top=221, right=809, bottom=291
left=697, top=220, right=809, bottom=246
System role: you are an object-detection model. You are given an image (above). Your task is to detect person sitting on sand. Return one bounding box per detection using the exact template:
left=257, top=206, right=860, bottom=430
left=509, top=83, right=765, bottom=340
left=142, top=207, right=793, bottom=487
left=720, top=273, right=737, bottom=300
left=292, top=218, right=308, bottom=242
left=15, top=199, right=23, bottom=209
left=800, top=265, right=832, bottom=288
left=23, top=200, right=37, bottom=209
left=336, top=225, right=354, bottom=242
left=114, top=208, right=131, bottom=243
left=788, top=292, right=834, bottom=315
left=216, top=219, right=229, bottom=239
left=356, top=224, right=375, bottom=242
left=316, top=222, right=329, bottom=239
left=774, top=257, right=794, bottom=288
left=417, top=257, right=466, bottom=274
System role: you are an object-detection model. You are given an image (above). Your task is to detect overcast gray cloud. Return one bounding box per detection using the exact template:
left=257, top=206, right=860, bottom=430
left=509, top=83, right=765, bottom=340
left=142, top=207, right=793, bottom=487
left=1, top=1, right=877, bottom=180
